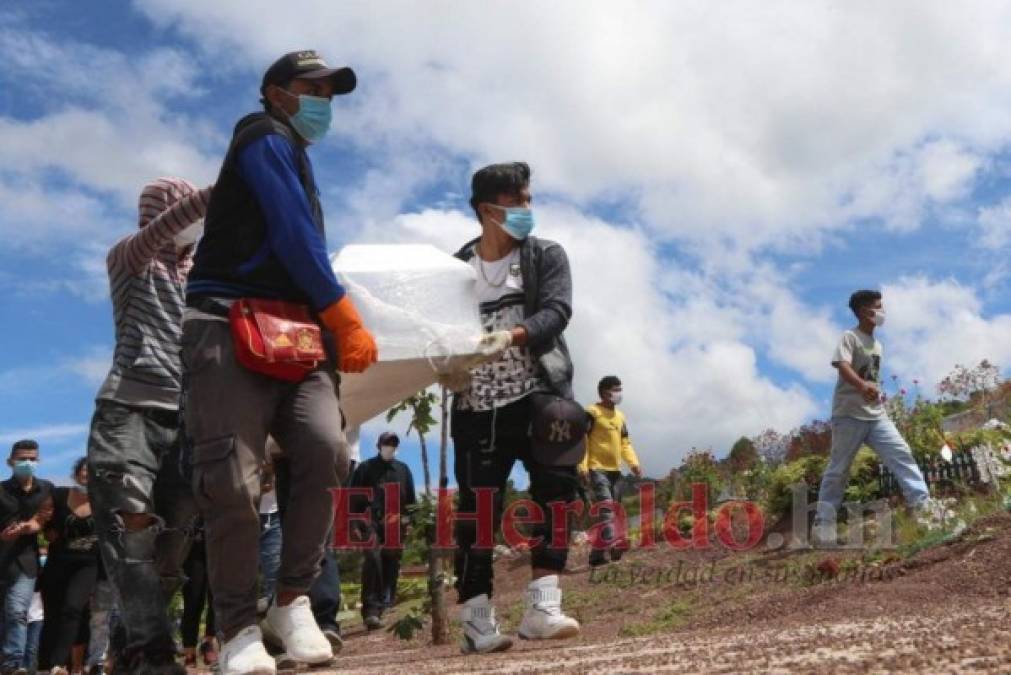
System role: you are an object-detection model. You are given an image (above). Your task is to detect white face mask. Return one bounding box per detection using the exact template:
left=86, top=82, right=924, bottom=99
left=871, top=309, right=886, bottom=327
left=174, top=221, right=204, bottom=249
left=379, top=445, right=397, bottom=461
left=608, top=390, right=623, bottom=405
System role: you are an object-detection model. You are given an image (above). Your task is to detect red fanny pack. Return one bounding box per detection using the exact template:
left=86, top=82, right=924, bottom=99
left=229, top=298, right=325, bottom=382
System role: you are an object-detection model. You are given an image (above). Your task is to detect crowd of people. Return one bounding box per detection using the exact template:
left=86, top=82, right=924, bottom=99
left=4, top=46, right=949, bottom=675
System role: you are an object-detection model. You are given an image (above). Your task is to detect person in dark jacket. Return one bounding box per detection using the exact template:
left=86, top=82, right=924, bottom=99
left=347, top=432, right=416, bottom=629
left=450, top=162, right=581, bottom=654
left=182, top=49, right=377, bottom=675
left=0, top=440, right=53, bottom=675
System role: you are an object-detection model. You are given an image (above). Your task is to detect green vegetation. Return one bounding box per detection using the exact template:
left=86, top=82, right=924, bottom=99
left=618, top=598, right=694, bottom=637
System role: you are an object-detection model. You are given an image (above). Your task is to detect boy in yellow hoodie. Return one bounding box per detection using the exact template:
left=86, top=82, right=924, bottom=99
left=578, top=376, right=642, bottom=566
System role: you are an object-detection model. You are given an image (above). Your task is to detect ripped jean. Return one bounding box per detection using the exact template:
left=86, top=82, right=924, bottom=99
left=87, top=400, right=198, bottom=661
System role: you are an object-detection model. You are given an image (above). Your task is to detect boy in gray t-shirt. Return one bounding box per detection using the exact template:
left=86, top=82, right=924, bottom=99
left=814, top=290, right=934, bottom=541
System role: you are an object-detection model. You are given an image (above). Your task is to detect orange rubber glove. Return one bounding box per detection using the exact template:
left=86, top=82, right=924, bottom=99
left=319, top=296, right=378, bottom=373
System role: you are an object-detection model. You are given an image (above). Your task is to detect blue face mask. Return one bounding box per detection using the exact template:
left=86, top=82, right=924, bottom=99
left=12, top=460, right=36, bottom=480
left=38, top=556, right=47, bottom=567
left=489, top=204, right=535, bottom=240
left=282, top=90, right=333, bottom=143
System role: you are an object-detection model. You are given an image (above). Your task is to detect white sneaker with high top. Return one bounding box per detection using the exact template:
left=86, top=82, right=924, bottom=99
left=460, top=593, right=513, bottom=654
left=220, top=625, right=276, bottom=675
left=518, top=575, right=580, bottom=640
left=263, top=596, right=333, bottom=665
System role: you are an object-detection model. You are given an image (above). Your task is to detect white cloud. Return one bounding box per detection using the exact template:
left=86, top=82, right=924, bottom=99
left=137, top=0, right=1011, bottom=253
left=63, top=346, right=113, bottom=388
left=0, top=423, right=89, bottom=446
left=0, top=25, right=218, bottom=253
left=880, top=276, right=1011, bottom=389
left=978, top=198, right=1011, bottom=249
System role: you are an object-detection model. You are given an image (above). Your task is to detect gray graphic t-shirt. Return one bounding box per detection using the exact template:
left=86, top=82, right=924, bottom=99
left=831, top=328, right=885, bottom=420
left=455, top=248, right=546, bottom=412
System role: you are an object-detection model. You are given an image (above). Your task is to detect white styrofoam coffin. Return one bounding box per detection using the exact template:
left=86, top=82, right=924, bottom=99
left=331, top=244, right=483, bottom=426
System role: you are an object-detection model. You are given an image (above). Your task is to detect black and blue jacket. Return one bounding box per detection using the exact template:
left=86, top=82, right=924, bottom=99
left=187, top=112, right=345, bottom=311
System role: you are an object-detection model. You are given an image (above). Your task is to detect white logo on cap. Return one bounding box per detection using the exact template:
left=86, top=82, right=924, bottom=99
left=296, top=51, right=327, bottom=68
left=548, top=420, right=572, bottom=444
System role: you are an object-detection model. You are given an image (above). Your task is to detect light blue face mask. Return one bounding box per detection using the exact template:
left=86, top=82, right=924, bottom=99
left=12, top=459, right=36, bottom=480
left=488, top=204, right=535, bottom=240
left=281, top=89, right=333, bottom=143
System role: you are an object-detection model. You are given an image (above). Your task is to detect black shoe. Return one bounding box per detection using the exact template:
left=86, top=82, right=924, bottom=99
left=610, top=548, right=624, bottom=562
left=321, top=626, right=344, bottom=653
left=364, top=614, right=384, bottom=630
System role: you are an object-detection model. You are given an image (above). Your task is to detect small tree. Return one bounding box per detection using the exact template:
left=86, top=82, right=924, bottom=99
left=429, top=386, right=450, bottom=645
left=386, top=388, right=449, bottom=645
left=784, top=420, right=832, bottom=462
left=387, top=392, right=437, bottom=496
left=676, top=449, right=724, bottom=502
left=726, top=436, right=758, bottom=472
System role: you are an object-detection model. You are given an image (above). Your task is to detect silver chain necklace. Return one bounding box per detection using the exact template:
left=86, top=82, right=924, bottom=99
left=476, top=243, right=510, bottom=287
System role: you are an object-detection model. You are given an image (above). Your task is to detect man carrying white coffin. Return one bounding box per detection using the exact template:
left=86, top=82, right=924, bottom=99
left=450, top=162, right=583, bottom=654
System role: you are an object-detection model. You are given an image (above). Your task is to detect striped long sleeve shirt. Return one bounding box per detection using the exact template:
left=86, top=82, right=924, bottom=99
left=95, top=178, right=212, bottom=410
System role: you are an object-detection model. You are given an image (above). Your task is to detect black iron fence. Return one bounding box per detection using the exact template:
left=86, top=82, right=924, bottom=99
left=879, top=447, right=1008, bottom=496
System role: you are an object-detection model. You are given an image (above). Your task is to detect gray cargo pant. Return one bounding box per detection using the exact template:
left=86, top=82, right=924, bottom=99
left=181, top=318, right=347, bottom=639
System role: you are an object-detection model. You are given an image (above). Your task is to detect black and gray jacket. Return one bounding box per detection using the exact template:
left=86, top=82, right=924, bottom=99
left=454, top=235, right=575, bottom=399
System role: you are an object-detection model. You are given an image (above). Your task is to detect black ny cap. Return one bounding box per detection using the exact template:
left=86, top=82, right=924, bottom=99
left=261, top=50, right=356, bottom=96
left=529, top=394, right=589, bottom=466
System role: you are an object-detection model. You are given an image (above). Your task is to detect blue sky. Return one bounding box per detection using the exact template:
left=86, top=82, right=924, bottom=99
left=3, top=1, right=1011, bottom=487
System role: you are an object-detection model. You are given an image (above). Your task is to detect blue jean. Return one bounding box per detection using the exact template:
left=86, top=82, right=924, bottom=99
left=258, top=512, right=282, bottom=605
left=309, top=544, right=341, bottom=632
left=23, top=620, right=41, bottom=672
left=816, top=416, right=929, bottom=524
left=1, top=571, right=37, bottom=670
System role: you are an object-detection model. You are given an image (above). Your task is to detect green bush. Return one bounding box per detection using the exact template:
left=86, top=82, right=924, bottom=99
left=843, top=447, right=882, bottom=503
left=765, top=455, right=827, bottom=519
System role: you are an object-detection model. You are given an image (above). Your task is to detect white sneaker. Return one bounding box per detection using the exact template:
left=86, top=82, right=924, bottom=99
left=460, top=594, right=513, bottom=654
left=263, top=596, right=333, bottom=665
left=220, top=625, right=276, bottom=675
left=517, top=575, right=580, bottom=640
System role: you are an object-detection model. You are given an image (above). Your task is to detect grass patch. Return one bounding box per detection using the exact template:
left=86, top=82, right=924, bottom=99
left=618, top=598, right=694, bottom=637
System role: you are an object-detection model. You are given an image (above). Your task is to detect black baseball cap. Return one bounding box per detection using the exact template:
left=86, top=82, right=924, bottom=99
left=529, top=394, right=589, bottom=466
left=261, top=50, right=356, bottom=96
left=378, top=432, right=400, bottom=447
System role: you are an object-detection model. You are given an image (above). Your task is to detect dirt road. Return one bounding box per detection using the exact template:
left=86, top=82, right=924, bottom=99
left=329, top=600, right=1010, bottom=673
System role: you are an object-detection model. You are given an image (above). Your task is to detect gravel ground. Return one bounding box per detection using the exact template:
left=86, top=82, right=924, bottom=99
left=324, top=600, right=1011, bottom=673
left=217, top=511, right=1011, bottom=674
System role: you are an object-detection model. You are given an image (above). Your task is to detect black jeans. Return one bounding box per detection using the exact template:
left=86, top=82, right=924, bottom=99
left=37, top=555, right=98, bottom=669
left=180, top=538, right=215, bottom=648
left=87, top=401, right=198, bottom=661
left=360, top=524, right=403, bottom=618
left=451, top=397, right=580, bottom=602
